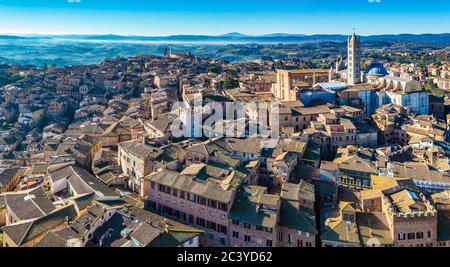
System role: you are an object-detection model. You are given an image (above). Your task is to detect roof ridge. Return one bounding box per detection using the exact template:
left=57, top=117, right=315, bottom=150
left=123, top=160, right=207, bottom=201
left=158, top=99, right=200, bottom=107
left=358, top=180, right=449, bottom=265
left=28, top=190, right=47, bottom=215
left=71, top=166, right=96, bottom=194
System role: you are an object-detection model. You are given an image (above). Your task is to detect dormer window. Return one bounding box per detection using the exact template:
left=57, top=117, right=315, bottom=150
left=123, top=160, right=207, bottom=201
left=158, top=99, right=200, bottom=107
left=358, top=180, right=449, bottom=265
left=344, top=213, right=354, bottom=222
left=83, top=222, right=91, bottom=230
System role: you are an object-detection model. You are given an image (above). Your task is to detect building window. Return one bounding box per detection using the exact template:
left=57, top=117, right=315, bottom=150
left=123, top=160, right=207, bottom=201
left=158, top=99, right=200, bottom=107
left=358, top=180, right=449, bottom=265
left=207, top=221, right=217, bottom=231
left=244, top=223, right=251, bottom=229
left=398, top=233, right=405, bottom=240
left=407, top=233, right=415, bottom=240
left=244, top=235, right=251, bottom=242
left=278, top=232, right=283, bottom=241
left=197, top=196, right=207, bottom=206
left=158, top=184, right=165, bottom=192
left=208, top=199, right=218, bottom=209
left=196, top=217, right=206, bottom=227
left=232, top=231, right=239, bottom=239
left=218, top=225, right=227, bottom=235
left=256, top=225, right=264, bottom=231
left=180, top=212, right=187, bottom=222
left=265, top=227, right=273, bottom=233
left=416, top=232, right=424, bottom=239
left=428, top=231, right=432, bottom=238
left=219, top=202, right=228, bottom=211
left=148, top=200, right=157, bottom=210
left=232, top=219, right=239, bottom=225
left=288, top=234, right=293, bottom=244
left=208, top=233, right=214, bottom=240
left=266, top=239, right=273, bottom=247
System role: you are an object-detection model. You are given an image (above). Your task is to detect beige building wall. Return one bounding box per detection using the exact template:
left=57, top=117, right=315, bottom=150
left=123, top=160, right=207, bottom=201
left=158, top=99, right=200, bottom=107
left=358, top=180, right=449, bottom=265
left=393, top=214, right=437, bottom=247
left=277, top=226, right=315, bottom=247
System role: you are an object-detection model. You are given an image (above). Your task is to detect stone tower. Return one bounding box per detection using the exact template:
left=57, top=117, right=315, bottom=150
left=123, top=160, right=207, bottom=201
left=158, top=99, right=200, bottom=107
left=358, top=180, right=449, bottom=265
left=347, top=32, right=362, bottom=85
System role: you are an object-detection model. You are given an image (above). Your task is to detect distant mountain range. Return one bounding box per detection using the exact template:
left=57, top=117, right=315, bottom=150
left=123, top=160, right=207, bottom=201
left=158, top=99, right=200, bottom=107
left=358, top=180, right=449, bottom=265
left=0, top=35, right=28, bottom=40
left=1, top=33, right=450, bottom=44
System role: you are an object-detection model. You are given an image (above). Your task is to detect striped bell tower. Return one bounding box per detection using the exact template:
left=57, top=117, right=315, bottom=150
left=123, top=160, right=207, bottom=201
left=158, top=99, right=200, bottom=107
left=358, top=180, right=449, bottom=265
left=347, top=31, right=362, bottom=85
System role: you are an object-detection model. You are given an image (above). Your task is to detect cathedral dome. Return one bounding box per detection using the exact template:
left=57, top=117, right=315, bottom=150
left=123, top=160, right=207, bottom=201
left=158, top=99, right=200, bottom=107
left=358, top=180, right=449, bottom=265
left=365, top=63, right=388, bottom=77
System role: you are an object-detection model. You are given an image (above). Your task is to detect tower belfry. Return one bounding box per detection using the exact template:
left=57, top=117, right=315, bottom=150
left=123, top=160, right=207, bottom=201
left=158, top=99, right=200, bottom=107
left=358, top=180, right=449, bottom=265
left=347, top=30, right=362, bottom=85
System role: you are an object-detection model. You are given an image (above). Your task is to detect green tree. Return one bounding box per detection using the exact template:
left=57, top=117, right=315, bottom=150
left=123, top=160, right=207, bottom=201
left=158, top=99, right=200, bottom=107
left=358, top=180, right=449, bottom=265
left=207, top=66, right=220, bottom=74
left=226, top=69, right=237, bottom=78
left=222, top=78, right=239, bottom=90
left=426, top=79, right=446, bottom=97
left=426, top=79, right=438, bottom=90
left=222, top=69, right=239, bottom=90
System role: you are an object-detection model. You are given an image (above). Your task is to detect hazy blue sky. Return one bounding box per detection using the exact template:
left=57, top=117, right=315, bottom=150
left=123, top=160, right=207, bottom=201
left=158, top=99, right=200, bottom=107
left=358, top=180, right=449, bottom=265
left=0, top=0, right=449, bottom=36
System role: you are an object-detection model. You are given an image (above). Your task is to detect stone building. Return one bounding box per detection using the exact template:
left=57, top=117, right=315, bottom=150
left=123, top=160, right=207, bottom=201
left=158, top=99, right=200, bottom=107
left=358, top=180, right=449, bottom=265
left=273, top=69, right=330, bottom=101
